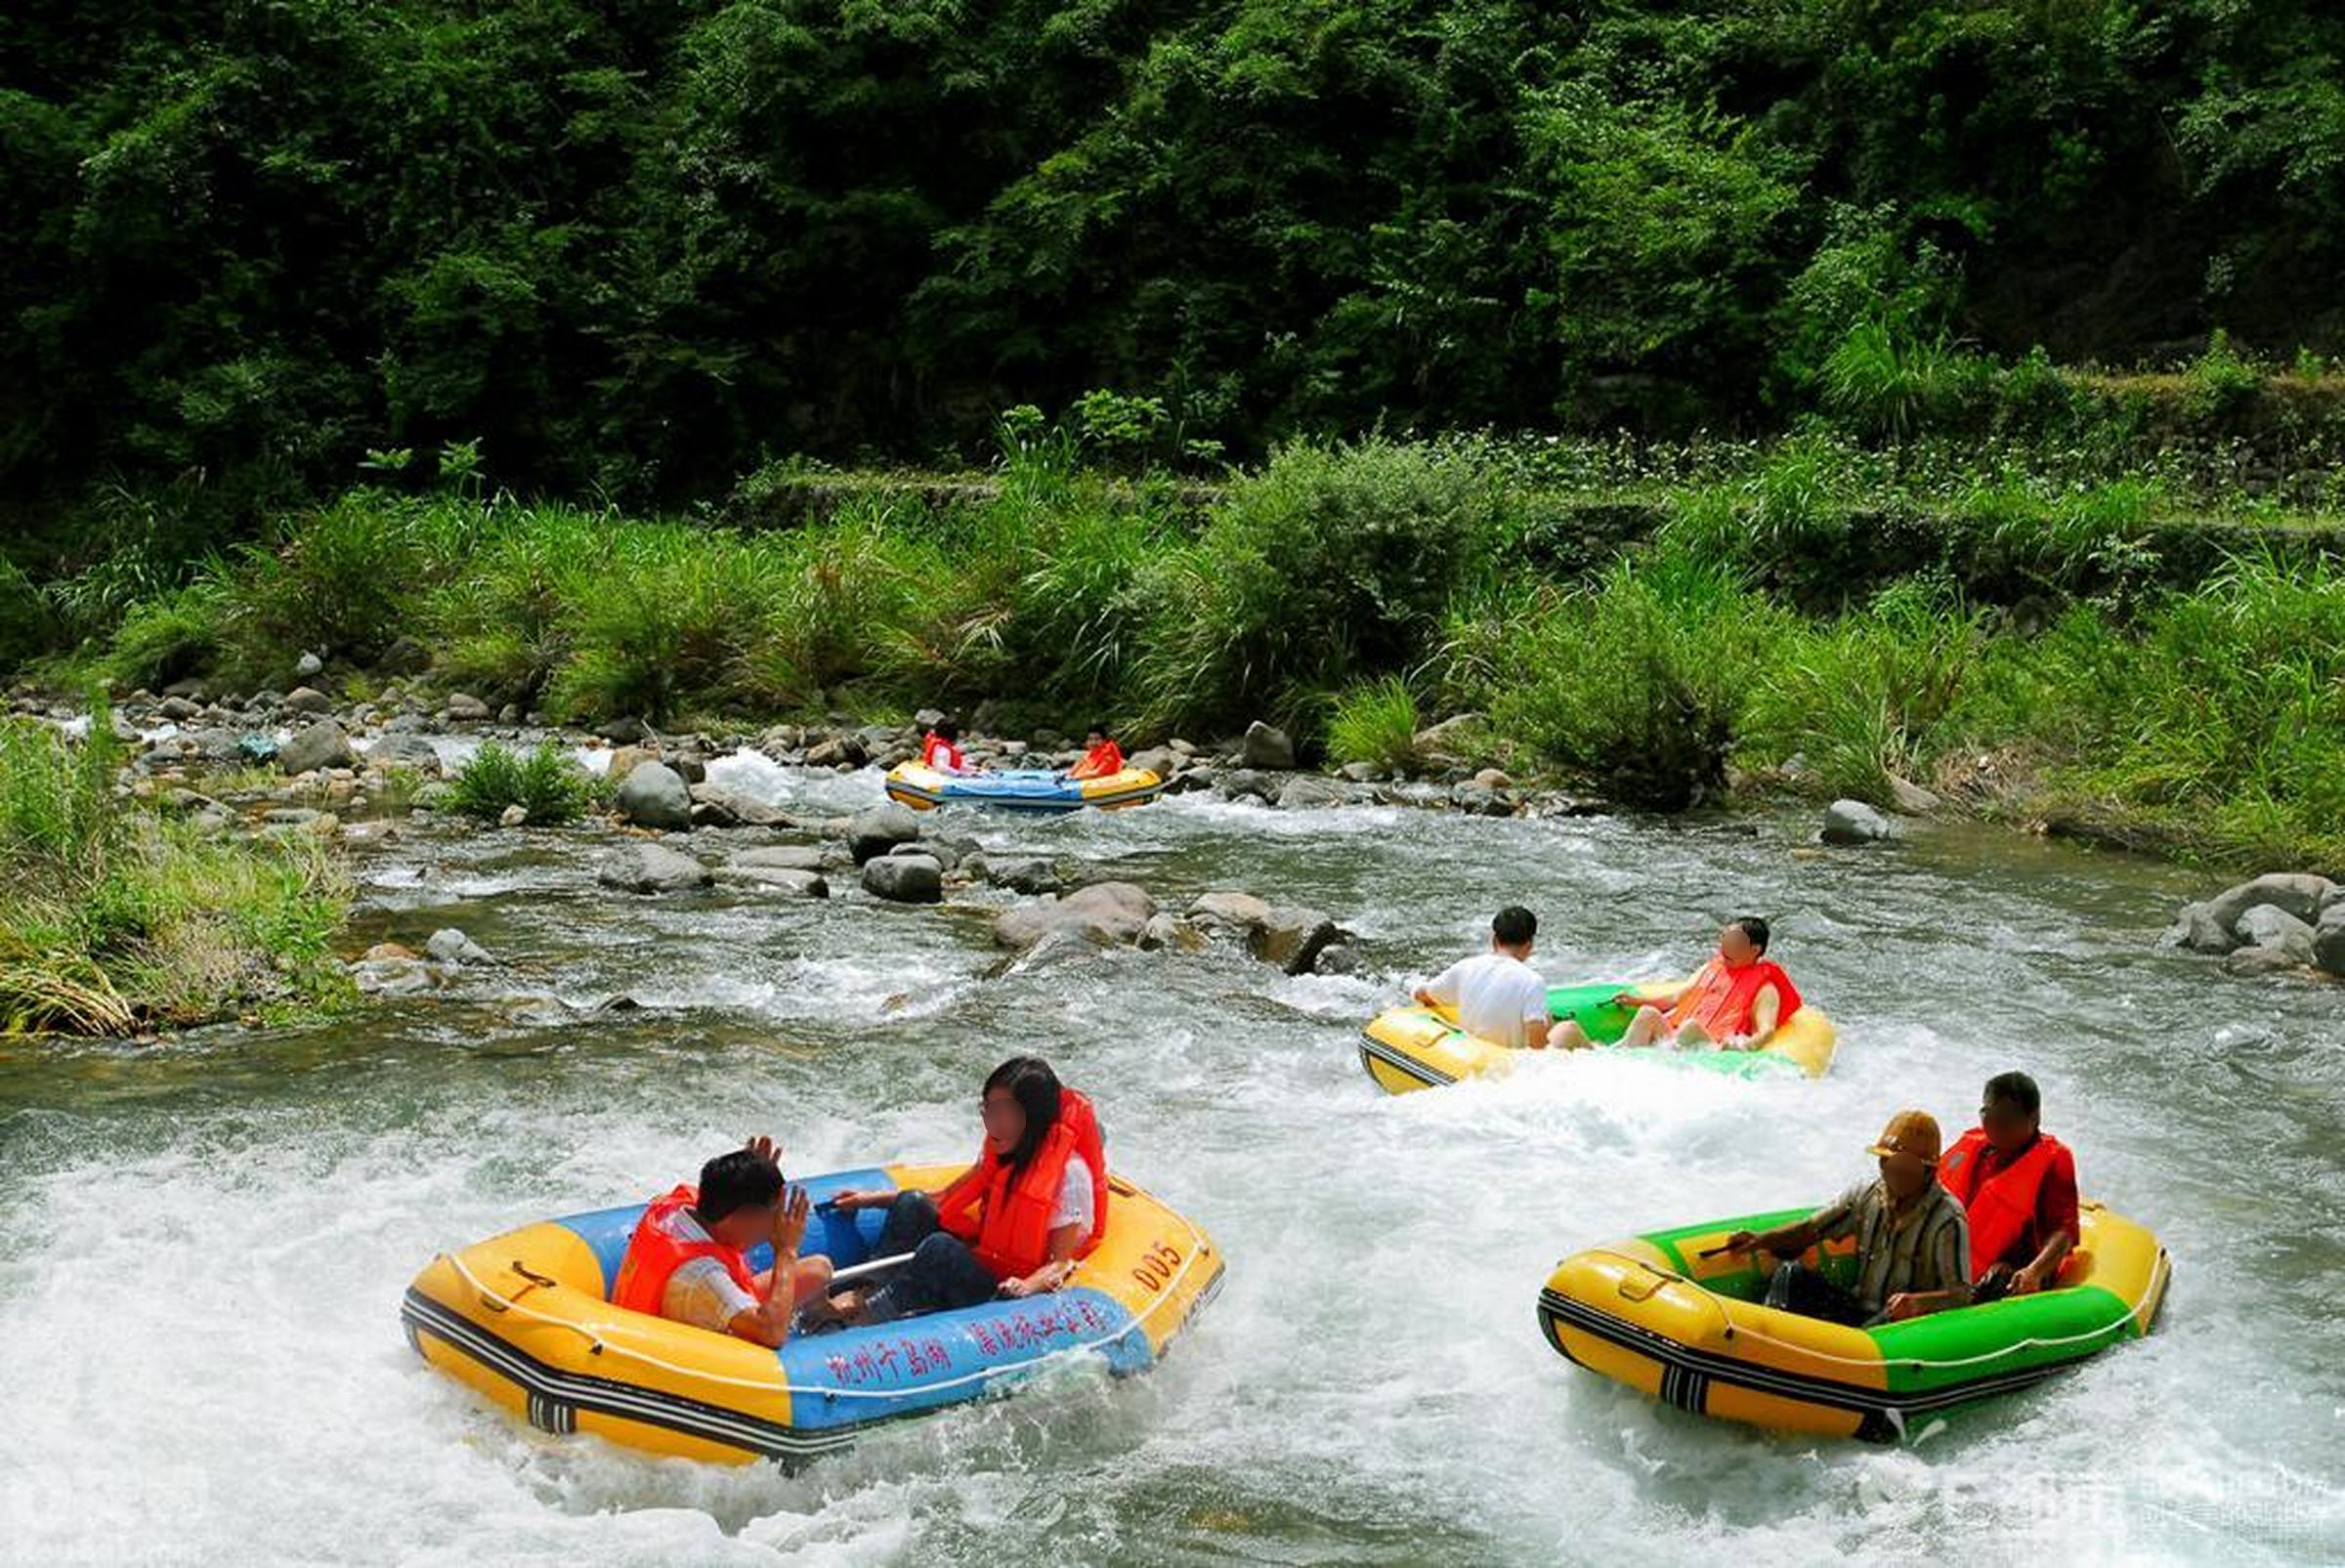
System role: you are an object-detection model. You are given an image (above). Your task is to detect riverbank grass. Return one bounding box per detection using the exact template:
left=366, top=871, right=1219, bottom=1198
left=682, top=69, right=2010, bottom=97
left=0, top=710, right=351, bottom=1036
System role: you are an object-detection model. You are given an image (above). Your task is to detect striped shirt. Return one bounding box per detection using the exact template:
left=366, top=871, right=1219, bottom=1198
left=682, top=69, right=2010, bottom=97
left=1811, top=1178, right=1973, bottom=1316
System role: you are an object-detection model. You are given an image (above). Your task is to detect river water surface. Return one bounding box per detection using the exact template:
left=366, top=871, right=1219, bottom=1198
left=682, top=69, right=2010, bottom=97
left=4, top=758, right=2339, bottom=1565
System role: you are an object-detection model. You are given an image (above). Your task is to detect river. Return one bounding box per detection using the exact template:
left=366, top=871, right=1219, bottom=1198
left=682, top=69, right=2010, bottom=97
left=3, top=756, right=2339, bottom=1565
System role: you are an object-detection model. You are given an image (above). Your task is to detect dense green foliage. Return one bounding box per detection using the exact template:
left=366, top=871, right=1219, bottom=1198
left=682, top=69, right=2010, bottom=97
left=445, top=741, right=598, bottom=826
left=10, top=0, right=2345, bottom=545
left=0, top=705, right=350, bottom=1034
left=45, top=436, right=2342, bottom=867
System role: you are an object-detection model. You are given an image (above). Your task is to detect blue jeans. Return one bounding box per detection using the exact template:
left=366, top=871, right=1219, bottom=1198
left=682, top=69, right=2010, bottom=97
left=861, top=1191, right=999, bottom=1323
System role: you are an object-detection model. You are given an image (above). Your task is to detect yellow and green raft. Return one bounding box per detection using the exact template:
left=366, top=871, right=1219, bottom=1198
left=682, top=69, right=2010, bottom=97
left=1358, top=980, right=1838, bottom=1095
left=402, top=1162, right=1222, bottom=1465
left=1538, top=1201, right=2168, bottom=1441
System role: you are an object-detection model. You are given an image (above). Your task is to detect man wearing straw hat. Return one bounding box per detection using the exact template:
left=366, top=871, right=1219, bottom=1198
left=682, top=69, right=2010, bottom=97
left=1718, top=1110, right=1974, bottom=1327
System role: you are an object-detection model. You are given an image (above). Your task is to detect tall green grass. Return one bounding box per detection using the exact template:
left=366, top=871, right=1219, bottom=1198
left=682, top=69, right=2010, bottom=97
left=0, top=704, right=350, bottom=1034
left=446, top=742, right=598, bottom=825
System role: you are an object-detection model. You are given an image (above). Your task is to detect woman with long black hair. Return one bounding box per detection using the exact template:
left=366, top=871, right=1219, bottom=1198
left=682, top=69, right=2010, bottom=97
left=830, top=1056, right=1107, bottom=1322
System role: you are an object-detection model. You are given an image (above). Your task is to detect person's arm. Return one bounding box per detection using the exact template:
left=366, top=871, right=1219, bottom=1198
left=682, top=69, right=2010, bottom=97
left=2012, top=1152, right=2080, bottom=1294
left=1722, top=1199, right=1840, bottom=1261
left=998, top=1221, right=1084, bottom=1298
left=1726, top=984, right=1781, bottom=1050
left=727, top=1187, right=813, bottom=1347
left=1413, top=961, right=1464, bottom=1011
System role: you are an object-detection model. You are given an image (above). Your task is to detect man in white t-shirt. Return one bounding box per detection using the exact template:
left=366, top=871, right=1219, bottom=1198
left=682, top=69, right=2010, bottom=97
left=1413, top=905, right=1552, bottom=1048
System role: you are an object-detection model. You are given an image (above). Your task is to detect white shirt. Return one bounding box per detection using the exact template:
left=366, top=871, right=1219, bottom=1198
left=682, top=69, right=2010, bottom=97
left=656, top=1207, right=759, bottom=1333
left=1053, top=1158, right=1094, bottom=1233
left=1424, top=951, right=1550, bottom=1048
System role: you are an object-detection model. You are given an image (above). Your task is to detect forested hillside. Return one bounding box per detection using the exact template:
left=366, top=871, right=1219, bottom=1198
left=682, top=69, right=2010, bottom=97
left=9, top=0, right=2344, bottom=518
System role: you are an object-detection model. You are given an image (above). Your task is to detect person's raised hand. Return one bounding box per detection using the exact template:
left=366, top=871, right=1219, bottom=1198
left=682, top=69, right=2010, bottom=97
left=745, top=1134, right=783, bottom=1168
left=771, top=1185, right=812, bottom=1253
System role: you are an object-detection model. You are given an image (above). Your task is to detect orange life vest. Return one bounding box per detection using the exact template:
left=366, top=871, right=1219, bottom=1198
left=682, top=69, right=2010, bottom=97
left=921, top=733, right=965, bottom=772
left=1071, top=741, right=1124, bottom=780
left=1940, top=1126, right=2071, bottom=1276
left=610, top=1184, right=758, bottom=1317
left=1668, top=957, right=1801, bottom=1038
left=934, top=1088, right=1108, bottom=1281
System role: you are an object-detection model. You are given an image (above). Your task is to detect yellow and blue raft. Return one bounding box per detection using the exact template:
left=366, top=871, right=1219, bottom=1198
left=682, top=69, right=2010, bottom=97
left=401, top=1162, right=1222, bottom=1465
left=1359, top=979, right=1838, bottom=1095
left=1538, top=1200, right=2168, bottom=1442
left=884, top=763, right=1165, bottom=813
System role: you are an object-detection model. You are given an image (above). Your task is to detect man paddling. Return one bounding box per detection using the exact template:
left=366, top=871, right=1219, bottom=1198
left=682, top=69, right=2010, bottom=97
left=1413, top=907, right=1552, bottom=1049
left=1716, top=1110, right=1973, bottom=1327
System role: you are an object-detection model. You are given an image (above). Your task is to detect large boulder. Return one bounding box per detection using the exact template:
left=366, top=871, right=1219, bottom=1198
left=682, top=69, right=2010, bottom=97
left=616, top=761, right=693, bottom=829
left=1241, top=720, right=1296, bottom=770
left=1190, top=890, right=1274, bottom=932
left=599, top=842, right=712, bottom=894
left=688, top=784, right=789, bottom=828
left=1275, top=775, right=1355, bottom=811
left=861, top=852, right=943, bottom=904
left=2314, top=903, right=2345, bottom=977
left=1412, top=712, right=1486, bottom=765
left=364, top=734, right=445, bottom=777
left=981, top=855, right=1065, bottom=896
left=993, top=882, right=1158, bottom=951
left=2222, top=945, right=2309, bottom=978
left=606, top=744, right=661, bottom=785
left=2235, top=905, right=2317, bottom=961
left=278, top=720, right=358, bottom=776
left=848, top=803, right=921, bottom=864
left=2208, top=872, right=2336, bottom=932
left=1126, top=746, right=1179, bottom=780
left=1254, top=905, right=1343, bottom=975
left=720, top=866, right=829, bottom=898
left=2161, top=902, right=2239, bottom=954
left=444, top=692, right=492, bottom=722
left=1819, top=799, right=1892, bottom=845
left=283, top=686, right=334, bottom=716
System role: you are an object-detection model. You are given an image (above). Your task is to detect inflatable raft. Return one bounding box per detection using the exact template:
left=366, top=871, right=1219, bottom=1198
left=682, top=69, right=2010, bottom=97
left=401, top=1163, right=1222, bottom=1465
left=1538, top=1200, right=2167, bottom=1442
left=884, top=763, right=1165, bottom=813
left=1359, top=980, right=1837, bottom=1095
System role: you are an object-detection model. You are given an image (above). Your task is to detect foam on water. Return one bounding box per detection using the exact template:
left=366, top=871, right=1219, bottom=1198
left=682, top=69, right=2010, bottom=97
left=3, top=785, right=2340, bottom=1564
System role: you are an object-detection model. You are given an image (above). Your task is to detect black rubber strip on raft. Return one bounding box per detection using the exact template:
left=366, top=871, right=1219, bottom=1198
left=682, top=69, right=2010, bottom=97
left=1357, top=1034, right=1455, bottom=1087
left=402, top=1289, right=848, bottom=1462
left=1535, top=1288, right=2091, bottom=1441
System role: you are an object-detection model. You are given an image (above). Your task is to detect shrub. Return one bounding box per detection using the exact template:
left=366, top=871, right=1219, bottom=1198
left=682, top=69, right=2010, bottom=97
left=1130, top=439, right=1507, bottom=732
left=445, top=741, right=596, bottom=825
left=1744, top=576, right=1984, bottom=801
left=1489, top=548, right=1771, bottom=808
left=1325, top=676, right=1424, bottom=771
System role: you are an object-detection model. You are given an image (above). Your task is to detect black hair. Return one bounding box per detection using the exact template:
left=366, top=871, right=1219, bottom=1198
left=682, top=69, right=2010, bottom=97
left=1087, top=722, right=1112, bottom=741
left=985, top=1055, right=1063, bottom=1169
left=695, top=1148, right=783, bottom=1224
left=1983, top=1070, right=2041, bottom=1118
left=1729, top=915, right=1770, bottom=954
left=934, top=720, right=960, bottom=742
left=1492, top=906, right=1537, bottom=947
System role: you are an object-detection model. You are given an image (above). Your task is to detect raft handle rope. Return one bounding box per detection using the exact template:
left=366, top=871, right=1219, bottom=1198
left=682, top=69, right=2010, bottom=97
left=1589, top=1244, right=2170, bottom=1371
left=436, top=1199, right=1215, bottom=1404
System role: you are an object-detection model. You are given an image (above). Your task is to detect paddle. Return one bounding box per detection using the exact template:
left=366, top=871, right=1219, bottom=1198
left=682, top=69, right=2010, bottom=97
left=829, top=1251, right=916, bottom=1285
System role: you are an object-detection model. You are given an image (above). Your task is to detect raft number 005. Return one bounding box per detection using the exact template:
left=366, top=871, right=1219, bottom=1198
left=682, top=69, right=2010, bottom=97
left=1131, top=1243, right=1182, bottom=1293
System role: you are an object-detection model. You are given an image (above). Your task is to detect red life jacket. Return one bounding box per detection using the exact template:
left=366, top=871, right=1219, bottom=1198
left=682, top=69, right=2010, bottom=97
left=1071, top=741, right=1124, bottom=780
left=610, top=1184, right=758, bottom=1317
left=1940, top=1126, right=2071, bottom=1276
left=921, top=733, right=965, bottom=772
left=1669, top=957, right=1801, bottom=1038
left=934, top=1088, right=1109, bottom=1281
